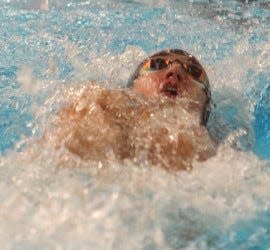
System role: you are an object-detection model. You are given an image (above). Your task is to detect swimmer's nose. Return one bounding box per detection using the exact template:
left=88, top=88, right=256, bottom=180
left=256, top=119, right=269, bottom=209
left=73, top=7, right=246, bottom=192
left=166, top=64, right=184, bottom=82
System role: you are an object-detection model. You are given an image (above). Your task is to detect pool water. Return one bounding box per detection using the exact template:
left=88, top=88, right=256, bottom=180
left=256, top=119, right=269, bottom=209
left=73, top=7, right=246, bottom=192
left=1, top=0, right=270, bottom=249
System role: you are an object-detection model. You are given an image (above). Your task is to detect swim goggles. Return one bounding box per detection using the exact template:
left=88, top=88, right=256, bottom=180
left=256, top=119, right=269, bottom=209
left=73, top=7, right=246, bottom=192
left=142, top=57, right=203, bottom=79
left=128, top=49, right=209, bottom=90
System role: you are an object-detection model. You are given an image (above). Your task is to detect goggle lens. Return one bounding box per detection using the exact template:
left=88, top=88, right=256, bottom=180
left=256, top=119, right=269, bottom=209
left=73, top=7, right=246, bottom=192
left=141, top=58, right=170, bottom=72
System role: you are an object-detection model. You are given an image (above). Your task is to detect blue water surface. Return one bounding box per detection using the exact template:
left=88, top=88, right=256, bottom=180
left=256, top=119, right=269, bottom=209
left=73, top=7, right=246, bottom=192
left=254, top=83, right=270, bottom=159
left=0, top=0, right=269, bottom=158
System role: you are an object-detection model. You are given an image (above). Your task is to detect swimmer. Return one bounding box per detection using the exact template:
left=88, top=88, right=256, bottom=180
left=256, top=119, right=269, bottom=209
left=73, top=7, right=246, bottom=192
left=42, top=49, right=216, bottom=171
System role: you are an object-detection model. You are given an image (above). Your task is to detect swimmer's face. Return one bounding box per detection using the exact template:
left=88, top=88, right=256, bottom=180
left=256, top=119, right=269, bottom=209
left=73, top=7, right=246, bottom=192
left=131, top=50, right=209, bottom=103
left=128, top=49, right=211, bottom=124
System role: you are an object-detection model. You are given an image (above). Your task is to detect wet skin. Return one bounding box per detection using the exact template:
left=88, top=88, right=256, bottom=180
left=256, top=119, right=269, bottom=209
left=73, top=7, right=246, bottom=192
left=42, top=52, right=216, bottom=171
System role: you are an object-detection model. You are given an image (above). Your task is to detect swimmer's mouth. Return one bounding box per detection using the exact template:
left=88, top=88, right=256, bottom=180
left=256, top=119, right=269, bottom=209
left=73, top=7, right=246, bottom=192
left=161, top=83, right=179, bottom=98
